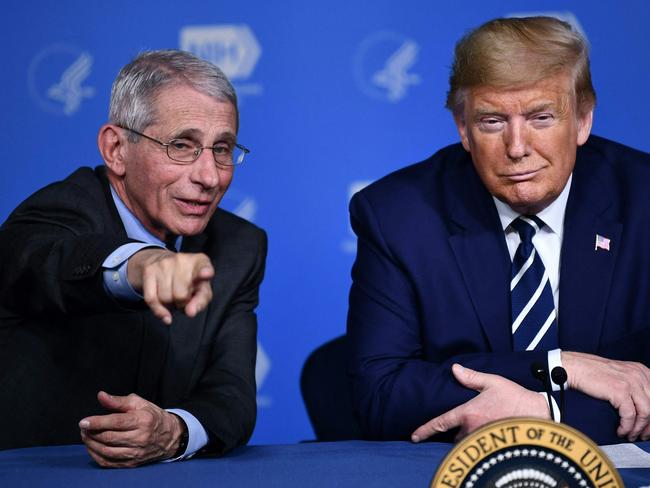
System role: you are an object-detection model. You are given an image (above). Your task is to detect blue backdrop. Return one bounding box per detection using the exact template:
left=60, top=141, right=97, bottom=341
left=1, top=0, right=649, bottom=445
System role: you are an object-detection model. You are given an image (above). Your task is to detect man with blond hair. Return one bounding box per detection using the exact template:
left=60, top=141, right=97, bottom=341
left=348, top=16, right=650, bottom=444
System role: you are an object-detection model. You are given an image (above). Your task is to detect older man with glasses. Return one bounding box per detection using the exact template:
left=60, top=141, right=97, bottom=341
left=0, top=50, right=266, bottom=467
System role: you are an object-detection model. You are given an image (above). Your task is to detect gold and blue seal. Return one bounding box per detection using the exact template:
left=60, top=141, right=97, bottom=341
left=430, top=418, right=622, bottom=488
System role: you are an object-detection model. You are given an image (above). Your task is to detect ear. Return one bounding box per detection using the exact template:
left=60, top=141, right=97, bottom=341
left=576, top=108, right=593, bottom=146
left=453, top=111, right=471, bottom=152
left=98, top=124, right=127, bottom=176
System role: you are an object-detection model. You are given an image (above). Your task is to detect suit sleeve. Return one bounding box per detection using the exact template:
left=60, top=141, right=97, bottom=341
left=178, top=228, right=267, bottom=456
left=0, top=179, right=132, bottom=318
left=346, top=191, right=621, bottom=443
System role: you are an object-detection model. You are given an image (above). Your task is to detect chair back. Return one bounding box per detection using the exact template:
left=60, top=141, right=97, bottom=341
left=300, top=335, right=362, bottom=441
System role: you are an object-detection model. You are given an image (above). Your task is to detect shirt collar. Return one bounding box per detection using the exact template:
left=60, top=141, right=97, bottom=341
left=110, top=185, right=182, bottom=251
left=493, top=173, right=572, bottom=238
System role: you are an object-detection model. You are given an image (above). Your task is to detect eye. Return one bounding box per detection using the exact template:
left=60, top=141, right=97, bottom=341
left=530, top=113, right=555, bottom=128
left=212, top=143, right=233, bottom=155
left=169, top=139, right=194, bottom=151
left=478, top=117, right=505, bottom=132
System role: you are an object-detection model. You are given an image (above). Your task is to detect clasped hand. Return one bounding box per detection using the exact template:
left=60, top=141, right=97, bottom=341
left=128, top=248, right=214, bottom=325
left=79, top=391, right=184, bottom=468
left=562, top=351, right=650, bottom=441
left=411, top=354, right=650, bottom=443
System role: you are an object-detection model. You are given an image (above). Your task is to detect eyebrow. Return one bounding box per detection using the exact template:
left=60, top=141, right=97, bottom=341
left=473, top=108, right=504, bottom=117
left=523, top=102, right=556, bottom=116
left=170, top=128, right=237, bottom=145
left=473, top=102, right=558, bottom=118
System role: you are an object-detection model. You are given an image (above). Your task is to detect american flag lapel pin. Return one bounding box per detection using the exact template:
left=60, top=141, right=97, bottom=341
left=595, top=234, right=611, bottom=251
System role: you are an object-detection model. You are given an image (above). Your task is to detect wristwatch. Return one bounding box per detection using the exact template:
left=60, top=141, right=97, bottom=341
left=172, top=414, right=189, bottom=459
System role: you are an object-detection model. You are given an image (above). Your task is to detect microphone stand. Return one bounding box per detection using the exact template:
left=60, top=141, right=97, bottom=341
left=531, top=362, right=555, bottom=422
left=551, top=366, right=568, bottom=420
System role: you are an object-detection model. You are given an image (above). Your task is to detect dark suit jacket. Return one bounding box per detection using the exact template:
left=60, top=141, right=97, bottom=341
left=0, top=166, right=267, bottom=454
left=347, top=135, right=650, bottom=444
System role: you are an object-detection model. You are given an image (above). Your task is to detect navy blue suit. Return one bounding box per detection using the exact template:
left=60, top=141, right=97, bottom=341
left=347, top=135, right=650, bottom=444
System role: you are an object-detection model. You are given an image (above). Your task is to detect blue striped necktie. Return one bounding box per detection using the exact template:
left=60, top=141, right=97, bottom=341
left=510, top=216, right=558, bottom=351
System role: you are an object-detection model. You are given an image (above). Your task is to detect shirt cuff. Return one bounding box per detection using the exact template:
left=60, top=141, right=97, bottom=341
left=163, top=408, right=209, bottom=461
left=537, top=392, right=562, bottom=422
left=547, top=348, right=567, bottom=392
left=102, top=243, right=162, bottom=301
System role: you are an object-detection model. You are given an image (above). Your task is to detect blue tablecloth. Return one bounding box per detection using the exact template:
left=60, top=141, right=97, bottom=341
left=1, top=441, right=649, bottom=487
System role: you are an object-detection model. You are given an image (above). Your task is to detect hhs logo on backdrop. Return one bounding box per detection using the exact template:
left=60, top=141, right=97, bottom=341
left=353, top=31, right=421, bottom=103
left=180, top=24, right=263, bottom=100
left=28, top=44, right=95, bottom=116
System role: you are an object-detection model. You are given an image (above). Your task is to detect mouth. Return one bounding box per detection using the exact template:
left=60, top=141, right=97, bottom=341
left=174, top=197, right=214, bottom=216
left=502, top=168, right=544, bottom=182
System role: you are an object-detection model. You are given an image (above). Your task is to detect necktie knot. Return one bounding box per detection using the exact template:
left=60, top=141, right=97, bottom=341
left=511, top=215, right=544, bottom=249
left=165, top=235, right=179, bottom=252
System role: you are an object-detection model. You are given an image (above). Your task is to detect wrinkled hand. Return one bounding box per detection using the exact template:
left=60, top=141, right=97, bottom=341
left=562, top=351, right=650, bottom=441
left=411, top=364, right=549, bottom=443
left=128, top=248, right=214, bottom=324
left=79, top=391, right=184, bottom=468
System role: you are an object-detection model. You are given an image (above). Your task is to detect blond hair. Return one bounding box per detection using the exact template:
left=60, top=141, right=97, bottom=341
left=446, top=16, right=596, bottom=115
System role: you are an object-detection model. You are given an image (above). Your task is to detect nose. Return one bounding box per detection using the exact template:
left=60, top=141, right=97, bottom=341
left=504, top=119, right=530, bottom=161
left=190, top=149, right=220, bottom=190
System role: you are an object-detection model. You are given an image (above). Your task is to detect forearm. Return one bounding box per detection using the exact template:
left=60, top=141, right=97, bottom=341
left=560, top=390, right=619, bottom=444
left=0, top=186, right=130, bottom=317
left=348, top=278, right=547, bottom=439
left=176, top=234, right=265, bottom=455
left=177, top=387, right=256, bottom=456
left=0, top=230, right=126, bottom=317
left=350, top=349, right=547, bottom=440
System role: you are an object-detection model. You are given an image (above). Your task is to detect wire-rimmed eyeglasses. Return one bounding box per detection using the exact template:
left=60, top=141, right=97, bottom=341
left=119, top=126, right=250, bottom=167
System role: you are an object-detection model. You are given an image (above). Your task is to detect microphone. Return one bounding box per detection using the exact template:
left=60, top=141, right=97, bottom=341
left=551, top=366, right=567, bottom=419
left=531, top=361, right=555, bottom=421
left=550, top=366, right=567, bottom=385
left=530, top=362, right=547, bottom=382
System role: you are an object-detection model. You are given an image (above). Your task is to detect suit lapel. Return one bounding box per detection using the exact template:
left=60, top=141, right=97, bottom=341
left=559, top=156, right=622, bottom=352
left=445, top=158, right=513, bottom=352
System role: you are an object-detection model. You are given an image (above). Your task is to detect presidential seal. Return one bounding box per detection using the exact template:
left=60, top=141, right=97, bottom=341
left=430, top=418, right=622, bottom=488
